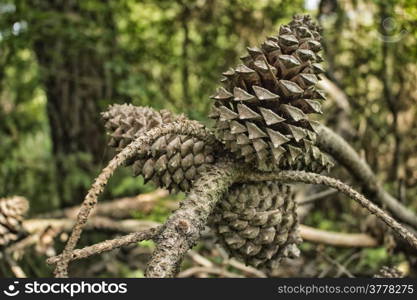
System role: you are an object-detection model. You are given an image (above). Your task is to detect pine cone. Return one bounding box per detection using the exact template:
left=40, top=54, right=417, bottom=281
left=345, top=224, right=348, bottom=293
left=0, top=196, right=29, bottom=247
left=209, top=15, right=333, bottom=172
left=102, top=104, right=217, bottom=193
left=130, top=134, right=216, bottom=193
left=210, top=182, right=301, bottom=269
left=101, top=104, right=178, bottom=151
left=374, top=266, right=403, bottom=278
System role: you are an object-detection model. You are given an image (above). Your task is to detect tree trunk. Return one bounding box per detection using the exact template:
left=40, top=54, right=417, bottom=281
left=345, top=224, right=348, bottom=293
left=29, top=0, right=118, bottom=206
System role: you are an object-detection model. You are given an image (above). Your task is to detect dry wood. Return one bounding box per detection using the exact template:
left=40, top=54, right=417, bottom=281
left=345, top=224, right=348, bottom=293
left=40, top=189, right=168, bottom=219
left=299, top=224, right=378, bottom=248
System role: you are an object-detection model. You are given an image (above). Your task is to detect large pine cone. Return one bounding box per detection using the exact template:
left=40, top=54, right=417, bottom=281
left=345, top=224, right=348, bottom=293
left=210, top=182, right=301, bottom=269
left=0, top=196, right=29, bottom=247
left=102, top=104, right=217, bottom=193
left=209, top=15, right=332, bottom=172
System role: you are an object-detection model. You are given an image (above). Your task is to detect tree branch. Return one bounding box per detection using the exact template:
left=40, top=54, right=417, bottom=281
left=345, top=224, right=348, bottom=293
left=4, top=252, right=27, bottom=278
left=145, top=162, right=236, bottom=278
left=236, top=170, right=417, bottom=251
left=299, top=224, right=378, bottom=248
left=23, top=218, right=158, bottom=235
left=47, top=227, right=160, bottom=265
left=54, top=119, right=215, bottom=278
left=317, top=125, right=417, bottom=229
left=39, top=189, right=168, bottom=219
left=177, top=266, right=243, bottom=278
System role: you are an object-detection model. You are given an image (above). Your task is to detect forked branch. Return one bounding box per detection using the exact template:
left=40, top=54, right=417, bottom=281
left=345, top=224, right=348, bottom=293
left=47, top=227, right=160, bottom=265
left=50, top=161, right=417, bottom=278
left=53, top=120, right=216, bottom=278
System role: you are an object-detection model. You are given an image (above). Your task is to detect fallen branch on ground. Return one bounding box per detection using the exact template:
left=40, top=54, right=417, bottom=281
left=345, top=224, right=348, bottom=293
left=23, top=217, right=158, bottom=235
left=145, top=162, right=235, bottom=278
left=177, top=266, right=243, bottom=278
left=299, top=224, right=378, bottom=248
left=39, top=189, right=168, bottom=219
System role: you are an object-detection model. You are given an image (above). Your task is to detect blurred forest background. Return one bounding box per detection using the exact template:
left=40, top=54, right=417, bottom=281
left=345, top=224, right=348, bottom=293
left=1, top=0, right=417, bottom=277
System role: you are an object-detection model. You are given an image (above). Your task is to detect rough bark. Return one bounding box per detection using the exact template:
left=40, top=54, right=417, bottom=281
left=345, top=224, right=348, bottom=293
left=145, top=162, right=236, bottom=278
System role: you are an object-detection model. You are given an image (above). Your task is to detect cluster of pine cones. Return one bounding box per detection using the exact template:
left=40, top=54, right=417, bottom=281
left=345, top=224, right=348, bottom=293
left=0, top=196, right=29, bottom=247
left=102, top=15, right=332, bottom=269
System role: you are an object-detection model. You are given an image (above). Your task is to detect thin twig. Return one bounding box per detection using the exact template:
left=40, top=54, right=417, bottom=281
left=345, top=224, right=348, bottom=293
left=317, top=125, right=417, bottom=229
left=226, top=258, right=267, bottom=278
left=187, top=250, right=214, bottom=268
left=319, top=251, right=354, bottom=278
left=299, top=224, right=378, bottom=248
left=24, top=217, right=158, bottom=235
left=212, top=244, right=265, bottom=277
left=5, top=234, right=40, bottom=255
left=335, top=252, right=361, bottom=277
left=39, top=189, right=168, bottom=219
left=54, top=120, right=215, bottom=278
left=4, top=253, right=27, bottom=278
left=47, top=227, right=160, bottom=265
left=299, top=189, right=337, bottom=205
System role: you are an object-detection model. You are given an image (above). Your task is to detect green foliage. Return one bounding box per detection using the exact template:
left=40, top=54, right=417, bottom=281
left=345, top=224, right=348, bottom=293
left=132, top=199, right=172, bottom=223
left=138, top=240, right=155, bottom=249
left=358, top=247, right=389, bottom=270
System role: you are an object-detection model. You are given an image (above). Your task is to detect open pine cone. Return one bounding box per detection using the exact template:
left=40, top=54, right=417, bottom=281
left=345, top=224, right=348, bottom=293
left=101, top=103, right=178, bottom=151
left=101, top=14, right=333, bottom=270
left=209, top=15, right=333, bottom=172
left=0, top=196, right=29, bottom=247
left=102, top=104, right=218, bottom=193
